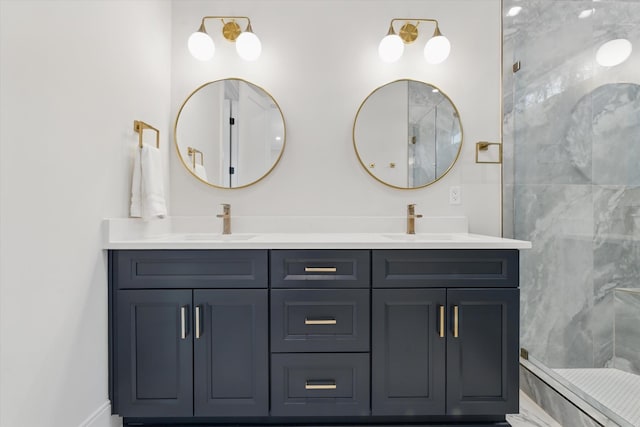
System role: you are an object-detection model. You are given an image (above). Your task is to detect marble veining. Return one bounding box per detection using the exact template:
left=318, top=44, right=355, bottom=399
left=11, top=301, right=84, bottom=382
left=504, top=0, right=640, bottom=378
left=516, top=184, right=595, bottom=368
left=614, top=289, right=640, bottom=375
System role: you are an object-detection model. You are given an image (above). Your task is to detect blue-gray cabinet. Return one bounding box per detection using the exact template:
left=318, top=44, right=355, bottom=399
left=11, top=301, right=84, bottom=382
left=193, top=289, right=268, bottom=417
left=109, top=248, right=520, bottom=426
left=115, top=289, right=193, bottom=417
left=371, top=250, right=520, bottom=417
left=446, top=288, right=519, bottom=416
left=371, top=288, right=447, bottom=415
left=371, top=288, right=519, bottom=417
left=110, top=251, right=269, bottom=418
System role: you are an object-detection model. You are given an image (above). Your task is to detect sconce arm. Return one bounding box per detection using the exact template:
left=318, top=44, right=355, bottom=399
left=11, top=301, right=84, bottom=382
left=200, top=15, right=251, bottom=28
left=390, top=18, right=440, bottom=27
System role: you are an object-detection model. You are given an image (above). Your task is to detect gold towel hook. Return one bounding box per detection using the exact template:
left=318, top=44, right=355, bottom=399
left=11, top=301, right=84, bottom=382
left=133, top=120, right=160, bottom=149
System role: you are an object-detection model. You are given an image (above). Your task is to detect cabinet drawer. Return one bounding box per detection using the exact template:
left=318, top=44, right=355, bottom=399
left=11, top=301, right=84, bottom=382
left=271, top=250, right=370, bottom=288
left=372, top=249, right=519, bottom=288
left=271, top=353, right=370, bottom=416
left=271, top=289, right=369, bottom=352
left=113, top=250, right=268, bottom=289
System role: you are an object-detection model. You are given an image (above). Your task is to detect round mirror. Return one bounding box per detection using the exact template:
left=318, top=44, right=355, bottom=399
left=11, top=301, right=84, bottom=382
left=353, top=80, right=462, bottom=189
left=175, top=78, right=286, bottom=188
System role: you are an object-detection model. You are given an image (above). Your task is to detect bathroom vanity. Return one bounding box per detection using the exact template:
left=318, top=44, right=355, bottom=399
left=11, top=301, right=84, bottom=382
left=106, top=221, right=529, bottom=427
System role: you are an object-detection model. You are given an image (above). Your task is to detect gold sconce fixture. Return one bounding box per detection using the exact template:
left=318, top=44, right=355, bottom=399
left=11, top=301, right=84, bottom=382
left=379, top=18, right=451, bottom=64
left=188, top=16, right=261, bottom=61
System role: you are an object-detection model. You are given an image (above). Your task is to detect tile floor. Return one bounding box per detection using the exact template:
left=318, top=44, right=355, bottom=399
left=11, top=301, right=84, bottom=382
left=506, top=391, right=562, bottom=427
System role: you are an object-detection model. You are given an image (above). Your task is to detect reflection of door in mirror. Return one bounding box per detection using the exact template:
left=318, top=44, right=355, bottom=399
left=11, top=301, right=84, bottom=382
left=219, top=80, right=282, bottom=188
left=175, top=78, right=286, bottom=189
left=221, top=80, right=238, bottom=188
left=238, top=82, right=275, bottom=186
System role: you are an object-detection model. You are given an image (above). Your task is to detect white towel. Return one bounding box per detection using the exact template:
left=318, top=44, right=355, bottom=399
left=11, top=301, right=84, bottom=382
left=194, top=163, right=208, bottom=181
left=130, top=144, right=167, bottom=220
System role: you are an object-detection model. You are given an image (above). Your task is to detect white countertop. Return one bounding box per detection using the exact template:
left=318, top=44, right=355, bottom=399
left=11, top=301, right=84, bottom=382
left=103, top=217, right=531, bottom=250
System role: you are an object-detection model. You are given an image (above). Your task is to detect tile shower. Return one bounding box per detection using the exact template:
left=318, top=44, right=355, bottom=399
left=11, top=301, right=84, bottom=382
left=502, top=0, right=640, bottom=425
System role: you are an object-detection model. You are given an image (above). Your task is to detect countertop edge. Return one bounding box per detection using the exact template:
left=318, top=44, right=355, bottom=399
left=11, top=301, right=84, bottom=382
left=103, top=241, right=532, bottom=250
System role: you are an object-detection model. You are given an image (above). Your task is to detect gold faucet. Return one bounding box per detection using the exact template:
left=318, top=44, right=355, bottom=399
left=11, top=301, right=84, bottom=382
left=407, top=203, right=423, bottom=234
left=216, top=204, right=231, bottom=235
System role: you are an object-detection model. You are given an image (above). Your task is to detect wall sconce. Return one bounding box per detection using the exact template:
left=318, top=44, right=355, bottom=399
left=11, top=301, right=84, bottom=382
left=188, top=16, right=261, bottom=61
left=379, top=18, right=451, bottom=64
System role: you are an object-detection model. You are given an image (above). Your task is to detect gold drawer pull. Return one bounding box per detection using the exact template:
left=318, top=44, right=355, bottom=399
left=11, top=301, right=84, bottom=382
left=180, top=306, right=187, bottom=340
left=305, top=381, right=337, bottom=390
left=304, top=267, right=337, bottom=273
left=439, top=305, right=445, bottom=338
left=305, top=318, right=337, bottom=325
left=453, top=305, right=459, bottom=338
left=195, top=305, right=201, bottom=339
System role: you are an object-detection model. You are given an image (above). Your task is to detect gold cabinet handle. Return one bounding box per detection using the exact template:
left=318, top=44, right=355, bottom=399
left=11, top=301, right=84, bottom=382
left=305, top=318, right=337, bottom=325
left=305, top=381, right=337, bottom=390
left=453, top=305, right=459, bottom=338
left=180, top=306, right=187, bottom=340
left=195, top=305, right=201, bottom=339
left=439, top=305, right=445, bottom=338
left=304, top=267, right=337, bottom=273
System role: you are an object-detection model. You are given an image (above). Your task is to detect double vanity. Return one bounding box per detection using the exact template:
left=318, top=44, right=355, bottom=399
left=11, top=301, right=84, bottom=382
left=105, top=216, right=530, bottom=427
left=118, top=17, right=517, bottom=426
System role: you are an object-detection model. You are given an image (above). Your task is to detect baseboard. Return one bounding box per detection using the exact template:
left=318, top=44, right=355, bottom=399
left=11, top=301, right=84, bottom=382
left=80, top=401, right=121, bottom=427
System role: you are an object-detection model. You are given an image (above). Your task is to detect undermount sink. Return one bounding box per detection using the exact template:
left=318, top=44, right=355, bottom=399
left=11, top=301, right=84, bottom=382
left=180, top=233, right=257, bottom=241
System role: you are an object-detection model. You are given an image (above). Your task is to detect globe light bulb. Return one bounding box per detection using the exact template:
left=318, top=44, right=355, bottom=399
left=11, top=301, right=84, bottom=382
left=424, top=35, right=451, bottom=64
left=236, top=31, right=262, bottom=61
left=378, top=34, right=404, bottom=63
left=188, top=31, right=215, bottom=61
left=596, top=38, right=632, bottom=67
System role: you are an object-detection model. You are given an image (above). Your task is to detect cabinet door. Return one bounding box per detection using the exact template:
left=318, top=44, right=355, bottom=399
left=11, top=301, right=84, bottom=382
left=447, top=288, right=519, bottom=415
left=372, top=289, right=446, bottom=415
left=115, top=290, right=193, bottom=417
left=193, top=289, right=269, bottom=416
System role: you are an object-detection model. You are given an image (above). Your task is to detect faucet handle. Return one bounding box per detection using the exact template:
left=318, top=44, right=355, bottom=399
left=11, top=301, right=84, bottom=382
left=408, top=203, right=422, bottom=217
left=217, top=203, right=230, bottom=217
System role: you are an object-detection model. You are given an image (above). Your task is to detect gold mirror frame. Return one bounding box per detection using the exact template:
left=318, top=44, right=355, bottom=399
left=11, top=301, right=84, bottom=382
left=174, top=78, right=286, bottom=189
left=353, top=79, right=463, bottom=190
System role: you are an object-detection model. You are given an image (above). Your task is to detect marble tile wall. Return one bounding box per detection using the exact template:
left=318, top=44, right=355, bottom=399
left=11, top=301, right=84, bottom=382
left=503, top=0, right=640, bottom=372
left=614, top=289, right=640, bottom=375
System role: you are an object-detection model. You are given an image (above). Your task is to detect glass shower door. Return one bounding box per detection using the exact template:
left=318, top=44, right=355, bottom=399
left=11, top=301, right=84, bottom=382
left=504, top=1, right=640, bottom=425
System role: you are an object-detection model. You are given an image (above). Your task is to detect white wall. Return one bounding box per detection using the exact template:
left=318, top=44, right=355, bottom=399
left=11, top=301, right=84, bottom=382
left=0, top=1, right=171, bottom=426
left=0, top=1, right=500, bottom=425
left=170, top=0, right=502, bottom=235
